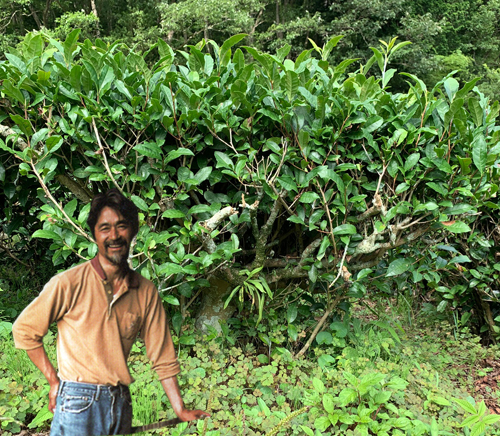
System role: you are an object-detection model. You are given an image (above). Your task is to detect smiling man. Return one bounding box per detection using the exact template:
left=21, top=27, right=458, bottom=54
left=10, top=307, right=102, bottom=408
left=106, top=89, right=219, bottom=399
left=12, top=189, right=208, bottom=436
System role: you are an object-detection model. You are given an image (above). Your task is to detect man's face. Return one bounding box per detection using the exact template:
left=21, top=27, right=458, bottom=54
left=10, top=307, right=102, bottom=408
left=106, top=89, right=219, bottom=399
left=94, top=206, right=133, bottom=267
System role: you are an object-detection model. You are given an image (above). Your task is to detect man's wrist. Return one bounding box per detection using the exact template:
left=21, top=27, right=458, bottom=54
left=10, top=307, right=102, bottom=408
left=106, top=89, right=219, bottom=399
left=173, top=404, right=187, bottom=416
left=48, top=375, right=60, bottom=386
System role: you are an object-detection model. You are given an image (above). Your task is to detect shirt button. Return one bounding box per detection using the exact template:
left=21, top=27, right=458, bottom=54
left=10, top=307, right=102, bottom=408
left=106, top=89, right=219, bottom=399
left=108, top=291, right=112, bottom=294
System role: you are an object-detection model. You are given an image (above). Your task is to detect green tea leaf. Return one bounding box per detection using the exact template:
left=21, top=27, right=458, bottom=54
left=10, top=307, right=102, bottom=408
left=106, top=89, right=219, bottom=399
left=162, top=210, right=186, bottom=219
left=287, top=304, right=298, bottom=324
left=332, top=224, right=356, bottom=235
left=162, top=295, right=180, bottom=305
left=131, top=195, right=149, bottom=212
left=468, top=97, right=483, bottom=127
left=387, top=258, right=412, bottom=277
left=442, top=221, right=471, bottom=233
left=472, top=134, right=487, bottom=174
left=32, top=230, right=61, bottom=240
left=300, top=192, right=320, bottom=203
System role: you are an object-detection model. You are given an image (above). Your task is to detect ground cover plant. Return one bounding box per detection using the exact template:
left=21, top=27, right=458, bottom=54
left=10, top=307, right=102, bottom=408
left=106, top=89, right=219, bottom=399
left=1, top=305, right=500, bottom=435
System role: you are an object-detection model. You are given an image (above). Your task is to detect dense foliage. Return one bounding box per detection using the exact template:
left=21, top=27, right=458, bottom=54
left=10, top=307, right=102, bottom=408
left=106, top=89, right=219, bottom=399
left=0, top=11, right=500, bottom=436
left=0, top=32, right=499, bottom=346
left=2, top=1, right=500, bottom=99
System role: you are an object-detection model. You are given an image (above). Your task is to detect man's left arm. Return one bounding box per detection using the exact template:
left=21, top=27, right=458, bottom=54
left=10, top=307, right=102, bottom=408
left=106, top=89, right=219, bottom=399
left=161, top=376, right=210, bottom=421
left=139, top=281, right=209, bottom=421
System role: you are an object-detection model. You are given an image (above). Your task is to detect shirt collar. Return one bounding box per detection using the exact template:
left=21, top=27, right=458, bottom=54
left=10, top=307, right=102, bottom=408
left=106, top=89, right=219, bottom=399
left=90, top=256, right=139, bottom=288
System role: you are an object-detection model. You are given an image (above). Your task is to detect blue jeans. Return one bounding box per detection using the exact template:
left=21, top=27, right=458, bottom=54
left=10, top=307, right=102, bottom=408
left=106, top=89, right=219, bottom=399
left=50, top=381, right=133, bottom=436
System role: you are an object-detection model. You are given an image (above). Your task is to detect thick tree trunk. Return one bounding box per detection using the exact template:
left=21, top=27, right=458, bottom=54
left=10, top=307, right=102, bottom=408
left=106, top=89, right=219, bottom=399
left=43, top=0, right=53, bottom=28
left=195, top=277, right=235, bottom=333
left=276, top=0, right=283, bottom=40
left=89, top=0, right=101, bottom=37
left=29, top=5, right=42, bottom=29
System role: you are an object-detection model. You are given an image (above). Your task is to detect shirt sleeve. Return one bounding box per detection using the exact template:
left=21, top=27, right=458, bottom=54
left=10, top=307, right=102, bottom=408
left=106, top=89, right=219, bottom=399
left=140, top=284, right=180, bottom=380
left=12, top=275, right=69, bottom=350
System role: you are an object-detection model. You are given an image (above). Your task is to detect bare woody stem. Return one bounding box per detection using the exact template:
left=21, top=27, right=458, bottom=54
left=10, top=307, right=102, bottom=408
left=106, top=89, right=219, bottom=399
left=294, top=242, right=350, bottom=358
left=294, top=290, right=346, bottom=358
left=199, top=206, right=244, bottom=286
left=252, top=193, right=285, bottom=270
left=91, top=118, right=122, bottom=192
left=266, top=238, right=322, bottom=284
left=29, top=160, right=94, bottom=243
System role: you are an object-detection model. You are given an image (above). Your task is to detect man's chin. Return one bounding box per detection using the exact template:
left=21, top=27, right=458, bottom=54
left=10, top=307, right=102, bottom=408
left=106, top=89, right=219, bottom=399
left=105, top=253, right=129, bottom=267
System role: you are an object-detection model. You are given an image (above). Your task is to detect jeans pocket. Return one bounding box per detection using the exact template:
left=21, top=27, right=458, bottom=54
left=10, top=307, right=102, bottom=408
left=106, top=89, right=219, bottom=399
left=61, top=394, right=94, bottom=414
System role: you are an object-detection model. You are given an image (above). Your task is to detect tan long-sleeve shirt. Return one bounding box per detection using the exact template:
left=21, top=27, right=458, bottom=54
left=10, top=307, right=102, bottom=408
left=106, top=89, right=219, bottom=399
left=12, top=257, right=180, bottom=385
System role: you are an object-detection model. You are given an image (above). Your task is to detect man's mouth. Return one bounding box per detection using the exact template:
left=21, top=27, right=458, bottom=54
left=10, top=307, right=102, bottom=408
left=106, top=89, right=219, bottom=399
left=106, top=241, right=125, bottom=249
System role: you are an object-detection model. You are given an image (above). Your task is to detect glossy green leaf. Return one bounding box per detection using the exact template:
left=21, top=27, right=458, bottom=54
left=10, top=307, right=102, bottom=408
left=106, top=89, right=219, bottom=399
left=472, top=134, right=487, bottom=174
left=287, top=324, right=298, bottom=341
left=131, top=195, right=149, bottom=211
left=162, top=295, right=180, bottom=305
left=442, top=221, right=471, bottom=233
left=332, top=224, right=356, bottom=235
left=387, top=258, right=412, bottom=277
left=32, top=230, right=61, bottom=240
left=287, top=304, right=298, bottom=324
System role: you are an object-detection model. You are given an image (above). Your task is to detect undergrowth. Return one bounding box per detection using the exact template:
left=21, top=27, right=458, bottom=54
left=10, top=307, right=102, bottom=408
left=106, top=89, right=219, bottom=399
left=1, top=309, right=500, bottom=436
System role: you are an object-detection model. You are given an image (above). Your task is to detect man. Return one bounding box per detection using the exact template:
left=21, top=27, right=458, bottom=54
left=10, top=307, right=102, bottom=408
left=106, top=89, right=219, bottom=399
left=12, top=189, right=209, bottom=436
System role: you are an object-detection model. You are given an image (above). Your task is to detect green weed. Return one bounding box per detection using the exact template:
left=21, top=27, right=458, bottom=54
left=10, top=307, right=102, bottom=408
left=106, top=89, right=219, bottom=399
left=1, top=314, right=500, bottom=435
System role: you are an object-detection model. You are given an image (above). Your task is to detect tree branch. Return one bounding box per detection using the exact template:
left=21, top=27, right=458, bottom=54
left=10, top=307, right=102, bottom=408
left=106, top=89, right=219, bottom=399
left=91, top=118, right=122, bottom=192
left=295, top=242, right=351, bottom=358
left=200, top=206, right=237, bottom=232
left=198, top=207, right=243, bottom=286
left=252, top=192, right=285, bottom=269
left=0, top=241, right=30, bottom=268
left=30, top=160, right=94, bottom=243
left=266, top=238, right=322, bottom=284
left=0, top=124, right=28, bottom=150
left=55, top=174, right=93, bottom=203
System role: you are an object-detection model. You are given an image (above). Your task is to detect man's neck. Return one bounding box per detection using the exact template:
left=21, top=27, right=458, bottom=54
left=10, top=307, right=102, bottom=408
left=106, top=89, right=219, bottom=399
left=97, top=253, right=129, bottom=283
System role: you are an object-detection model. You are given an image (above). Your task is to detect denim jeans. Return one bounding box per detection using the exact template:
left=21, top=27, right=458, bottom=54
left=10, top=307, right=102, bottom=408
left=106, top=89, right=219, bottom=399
left=50, top=381, right=133, bottom=436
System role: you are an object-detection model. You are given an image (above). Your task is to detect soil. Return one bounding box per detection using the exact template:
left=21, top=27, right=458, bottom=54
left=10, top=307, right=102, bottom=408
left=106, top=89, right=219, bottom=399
left=473, top=357, right=500, bottom=414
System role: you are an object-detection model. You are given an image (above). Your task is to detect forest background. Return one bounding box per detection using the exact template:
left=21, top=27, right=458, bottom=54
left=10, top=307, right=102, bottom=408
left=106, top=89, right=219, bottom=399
left=1, top=0, right=500, bottom=435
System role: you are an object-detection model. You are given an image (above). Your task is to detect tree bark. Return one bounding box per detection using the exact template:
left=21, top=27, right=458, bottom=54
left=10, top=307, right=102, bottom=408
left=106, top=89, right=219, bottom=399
left=275, top=0, right=283, bottom=40
left=29, top=4, right=43, bottom=29
left=43, top=0, right=54, bottom=28
left=55, top=174, right=93, bottom=203
left=89, top=0, right=101, bottom=37
left=195, top=277, right=235, bottom=333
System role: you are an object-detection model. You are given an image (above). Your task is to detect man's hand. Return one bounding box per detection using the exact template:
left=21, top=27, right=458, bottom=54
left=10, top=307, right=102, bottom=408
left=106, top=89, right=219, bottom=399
left=48, top=379, right=60, bottom=413
left=160, top=376, right=210, bottom=422
left=26, top=347, right=60, bottom=414
left=176, top=408, right=211, bottom=422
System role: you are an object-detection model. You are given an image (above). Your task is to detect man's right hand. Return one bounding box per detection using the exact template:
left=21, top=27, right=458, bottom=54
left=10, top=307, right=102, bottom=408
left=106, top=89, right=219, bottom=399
left=26, top=347, right=60, bottom=414
left=49, top=380, right=60, bottom=413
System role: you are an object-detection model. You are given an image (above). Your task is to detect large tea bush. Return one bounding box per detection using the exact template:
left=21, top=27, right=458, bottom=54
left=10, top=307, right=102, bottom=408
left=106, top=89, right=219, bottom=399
left=0, top=32, right=499, bottom=342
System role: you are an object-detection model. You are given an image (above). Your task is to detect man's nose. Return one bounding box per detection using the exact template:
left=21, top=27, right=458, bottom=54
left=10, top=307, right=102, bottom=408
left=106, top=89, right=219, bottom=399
left=109, top=226, right=118, bottom=239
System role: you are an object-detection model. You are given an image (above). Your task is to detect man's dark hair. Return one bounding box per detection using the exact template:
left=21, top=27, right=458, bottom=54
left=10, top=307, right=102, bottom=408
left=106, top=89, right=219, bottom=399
left=88, top=188, right=139, bottom=238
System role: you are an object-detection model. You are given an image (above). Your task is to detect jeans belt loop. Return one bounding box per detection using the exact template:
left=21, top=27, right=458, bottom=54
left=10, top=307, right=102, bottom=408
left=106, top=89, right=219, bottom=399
left=95, top=384, right=101, bottom=402
left=58, top=380, right=65, bottom=396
